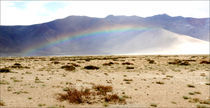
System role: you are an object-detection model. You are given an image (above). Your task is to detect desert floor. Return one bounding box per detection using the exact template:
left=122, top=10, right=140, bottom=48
left=0, top=55, right=209, bottom=108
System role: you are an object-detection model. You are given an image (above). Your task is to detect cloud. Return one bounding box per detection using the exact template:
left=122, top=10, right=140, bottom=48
left=1, top=1, right=209, bottom=25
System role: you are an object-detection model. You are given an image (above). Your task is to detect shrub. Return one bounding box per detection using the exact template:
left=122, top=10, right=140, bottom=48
left=84, top=65, right=99, bottom=70
left=122, top=62, right=134, bottom=65
left=103, top=62, right=114, bottom=66
left=187, top=84, right=195, bottom=88
left=200, top=60, right=210, bottom=64
left=168, top=59, right=190, bottom=66
left=0, top=68, right=10, bottom=73
left=126, top=66, right=134, bottom=69
left=147, top=59, right=155, bottom=64
left=61, top=65, right=75, bottom=71
left=156, top=81, right=164, bottom=84
left=93, top=85, right=113, bottom=95
left=57, top=88, right=91, bottom=104
left=104, top=94, right=125, bottom=103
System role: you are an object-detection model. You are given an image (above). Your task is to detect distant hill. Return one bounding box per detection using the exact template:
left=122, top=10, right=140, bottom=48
left=0, top=14, right=209, bottom=56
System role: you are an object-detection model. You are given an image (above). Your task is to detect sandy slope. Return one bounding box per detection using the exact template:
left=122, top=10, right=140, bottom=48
left=0, top=55, right=209, bottom=107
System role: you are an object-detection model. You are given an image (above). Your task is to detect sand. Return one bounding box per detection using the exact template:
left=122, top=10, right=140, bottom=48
left=0, top=55, right=209, bottom=108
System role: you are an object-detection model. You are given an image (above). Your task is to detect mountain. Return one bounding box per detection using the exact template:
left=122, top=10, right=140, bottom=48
left=0, top=14, right=209, bottom=56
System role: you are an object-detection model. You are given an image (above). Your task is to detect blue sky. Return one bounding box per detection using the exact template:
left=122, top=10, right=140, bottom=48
left=1, top=1, right=209, bottom=25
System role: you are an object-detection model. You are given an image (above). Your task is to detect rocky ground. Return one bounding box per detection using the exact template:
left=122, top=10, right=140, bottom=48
left=0, top=55, right=209, bottom=108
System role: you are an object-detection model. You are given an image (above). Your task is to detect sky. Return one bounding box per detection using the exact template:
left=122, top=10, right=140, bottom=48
left=1, top=1, right=209, bottom=25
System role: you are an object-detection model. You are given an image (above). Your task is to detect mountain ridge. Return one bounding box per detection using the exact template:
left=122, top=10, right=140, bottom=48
left=0, top=14, right=209, bottom=56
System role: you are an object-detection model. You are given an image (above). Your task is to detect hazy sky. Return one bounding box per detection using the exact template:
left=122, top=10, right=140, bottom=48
left=1, top=1, right=209, bottom=25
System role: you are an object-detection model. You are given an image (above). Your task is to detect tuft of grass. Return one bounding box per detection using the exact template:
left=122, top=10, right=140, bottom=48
left=0, top=80, right=9, bottom=85
left=194, top=91, right=201, bottom=94
left=171, top=101, right=177, bottom=104
left=197, top=104, right=208, bottom=108
left=0, top=68, right=10, bottom=73
left=25, top=71, right=32, bottom=74
left=189, top=92, right=195, bottom=95
left=84, top=65, right=99, bottom=70
left=38, top=103, right=46, bottom=107
left=13, top=91, right=28, bottom=95
left=103, top=102, right=109, bottom=107
left=35, top=77, right=43, bottom=83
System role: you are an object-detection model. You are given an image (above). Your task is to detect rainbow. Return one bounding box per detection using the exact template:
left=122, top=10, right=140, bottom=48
left=23, top=25, right=155, bottom=56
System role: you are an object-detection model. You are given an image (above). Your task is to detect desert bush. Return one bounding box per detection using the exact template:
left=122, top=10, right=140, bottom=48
left=52, top=61, right=60, bottom=64
left=11, top=63, right=23, bottom=68
left=168, top=59, right=190, bottom=66
left=0, top=68, right=10, bottom=73
left=187, top=84, right=195, bottom=88
left=0, top=100, right=5, bottom=106
left=104, top=94, right=125, bottom=103
left=61, top=65, right=75, bottom=71
left=68, top=63, right=80, bottom=67
left=103, top=62, right=114, bottom=66
left=123, top=79, right=133, bottom=81
left=84, top=65, right=99, bottom=70
left=200, top=60, right=210, bottom=64
left=126, top=66, right=134, bottom=69
left=57, top=88, right=91, bottom=104
left=122, top=62, right=134, bottom=65
left=93, top=85, right=113, bottom=95
left=147, top=59, right=156, bottom=64
left=156, top=81, right=164, bottom=84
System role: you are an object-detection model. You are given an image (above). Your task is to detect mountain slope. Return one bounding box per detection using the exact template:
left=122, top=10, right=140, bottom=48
left=0, top=14, right=209, bottom=56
